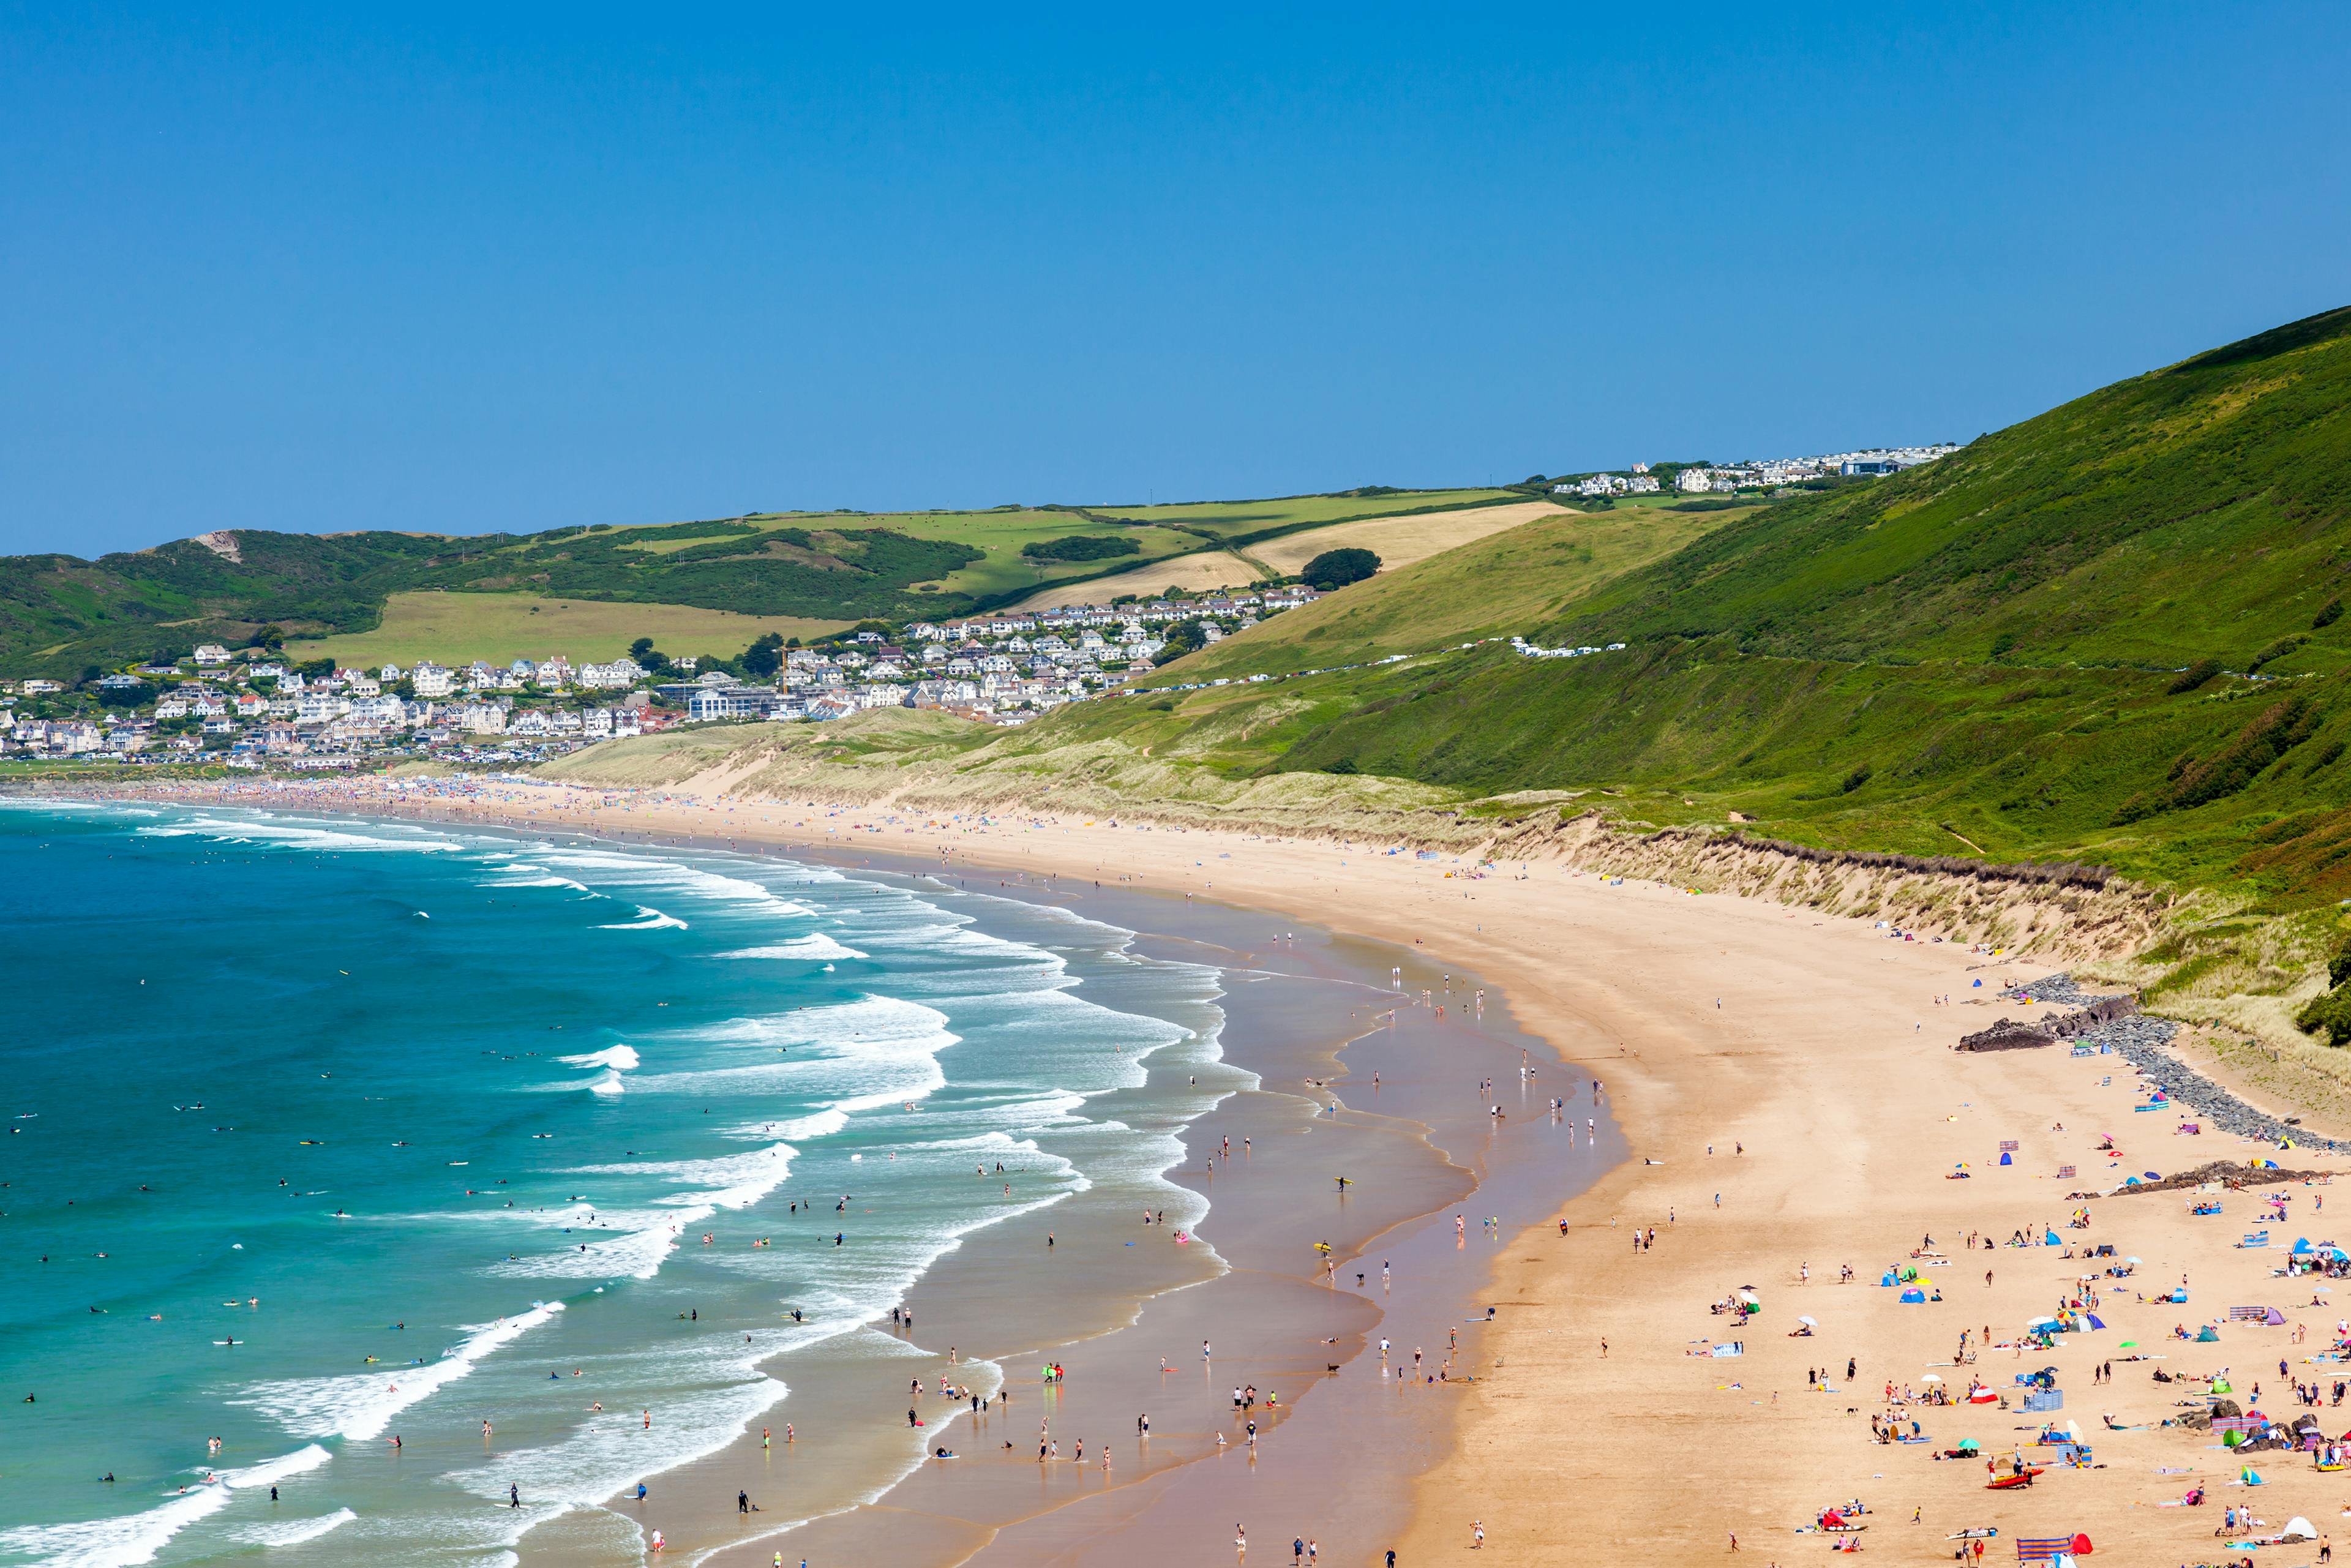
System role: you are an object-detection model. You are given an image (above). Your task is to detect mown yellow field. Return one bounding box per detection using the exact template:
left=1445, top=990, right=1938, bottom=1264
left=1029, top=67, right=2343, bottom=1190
left=1250, top=499, right=1567, bottom=576
left=285, top=593, right=850, bottom=667
left=1006, top=551, right=1266, bottom=610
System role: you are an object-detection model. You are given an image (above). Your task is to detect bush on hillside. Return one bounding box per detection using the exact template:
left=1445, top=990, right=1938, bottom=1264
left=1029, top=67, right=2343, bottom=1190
left=2115, top=694, right=2319, bottom=822
left=2167, top=659, right=2222, bottom=694
left=2250, top=634, right=2308, bottom=670
left=1302, top=547, right=1380, bottom=590
left=2319, top=598, right=2345, bottom=629
left=2298, top=983, right=2351, bottom=1046
left=1022, top=535, right=1142, bottom=563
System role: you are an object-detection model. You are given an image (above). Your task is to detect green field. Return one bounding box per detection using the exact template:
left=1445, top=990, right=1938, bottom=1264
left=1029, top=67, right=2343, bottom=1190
left=0, top=492, right=1534, bottom=678
left=285, top=593, right=850, bottom=667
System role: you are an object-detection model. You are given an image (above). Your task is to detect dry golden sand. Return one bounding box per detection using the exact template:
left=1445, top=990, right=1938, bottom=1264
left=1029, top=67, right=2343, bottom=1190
left=229, top=776, right=2351, bottom=1563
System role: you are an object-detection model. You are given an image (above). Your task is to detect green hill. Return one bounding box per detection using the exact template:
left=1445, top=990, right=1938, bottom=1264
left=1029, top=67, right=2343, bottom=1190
left=0, top=494, right=1519, bottom=677
left=999, top=307, right=2351, bottom=916
left=1539, top=306, right=2351, bottom=673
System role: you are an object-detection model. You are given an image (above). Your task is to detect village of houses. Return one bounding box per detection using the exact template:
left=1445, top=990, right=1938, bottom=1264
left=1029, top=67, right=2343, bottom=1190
left=0, top=587, right=1322, bottom=767
left=1552, top=443, right=1959, bottom=498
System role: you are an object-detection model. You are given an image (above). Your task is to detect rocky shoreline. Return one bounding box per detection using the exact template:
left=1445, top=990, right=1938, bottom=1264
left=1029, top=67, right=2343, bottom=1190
left=2008, top=973, right=2351, bottom=1156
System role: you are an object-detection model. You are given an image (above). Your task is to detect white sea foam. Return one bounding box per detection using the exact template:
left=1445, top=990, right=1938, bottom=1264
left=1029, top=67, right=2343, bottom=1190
left=230, top=1507, right=356, bottom=1548
left=493, top=1144, right=798, bottom=1279
left=0, top=1444, right=329, bottom=1568
left=558, top=1045, right=640, bottom=1071
left=136, top=814, right=462, bottom=856
left=717, top=935, right=866, bottom=961
left=598, top=906, right=687, bottom=931
left=238, top=1302, right=564, bottom=1441
left=535, top=847, right=815, bottom=919
left=444, top=1336, right=808, bottom=1516
left=480, top=865, right=592, bottom=891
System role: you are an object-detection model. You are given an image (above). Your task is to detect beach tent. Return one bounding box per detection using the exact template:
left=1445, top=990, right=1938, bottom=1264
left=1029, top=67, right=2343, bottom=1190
left=1878, top=1270, right=1897, bottom=1287
left=2240, top=1465, right=2265, bottom=1485
left=2000, top=1151, right=2013, bottom=1165
left=2293, top=1237, right=2314, bottom=1255
left=2197, top=1325, right=2222, bottom=1342
left=1900, top=1287, right=1928, bottom=1304
left=2044, top=1229, right=2062, bottom=1245
left=2084, top=1313, right=2107, bottom=1331
left=2282, top=1518, right=2318, bottom=1542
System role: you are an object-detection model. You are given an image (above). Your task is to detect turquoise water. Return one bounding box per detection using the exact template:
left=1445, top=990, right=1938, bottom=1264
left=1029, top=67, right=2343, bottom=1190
left=0, top=801, right=1234, bottom=1566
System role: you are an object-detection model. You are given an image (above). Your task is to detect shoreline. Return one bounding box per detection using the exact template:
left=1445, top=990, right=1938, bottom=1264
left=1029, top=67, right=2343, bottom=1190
left=58, top=772, right=2351, bottom=1565
left=42, top=782, right=1603, bottom=1566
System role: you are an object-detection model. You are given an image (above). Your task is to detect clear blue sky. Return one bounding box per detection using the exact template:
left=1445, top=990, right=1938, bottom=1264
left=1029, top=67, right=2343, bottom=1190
left=5, top=3, right=2347, bottom=557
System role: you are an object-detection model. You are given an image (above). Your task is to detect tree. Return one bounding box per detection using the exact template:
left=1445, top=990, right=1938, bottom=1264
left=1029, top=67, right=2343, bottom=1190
left=298, top=658, right=336, bottom=678
left=249, top=625, right=285, bottom=650
left=629, top=637, right=657, bottom=661
left=1155, top=618, right=1209, bottom=662
left=741, top=632, right=786, bottom=678
left=1301, top=548, right=1380, bottom=590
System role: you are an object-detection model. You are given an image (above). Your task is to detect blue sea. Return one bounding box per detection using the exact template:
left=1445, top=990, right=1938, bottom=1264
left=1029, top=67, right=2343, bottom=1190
left=0, top=800, right=1239, bottom=1566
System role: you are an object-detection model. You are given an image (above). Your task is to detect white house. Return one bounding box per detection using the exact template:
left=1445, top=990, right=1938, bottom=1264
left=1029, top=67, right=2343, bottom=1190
left=578, top=658, right=642, bottom=691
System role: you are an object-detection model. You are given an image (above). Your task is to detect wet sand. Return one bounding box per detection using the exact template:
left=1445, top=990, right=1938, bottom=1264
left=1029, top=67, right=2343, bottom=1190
left=530, top=850, right=1614, bottom=1567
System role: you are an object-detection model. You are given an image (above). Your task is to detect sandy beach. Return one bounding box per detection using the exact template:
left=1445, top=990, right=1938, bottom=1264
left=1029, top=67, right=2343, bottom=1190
left=88, top=773, right=2351, bottom=1564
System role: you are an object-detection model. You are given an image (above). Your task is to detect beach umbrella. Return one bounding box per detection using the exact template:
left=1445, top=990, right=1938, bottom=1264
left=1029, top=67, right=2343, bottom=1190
left=1920, top=1373, right=1944, bottom=1382
left=2120, top=1341, right=2137, bottom=1348
left=1797, top=1315, right=1818, bottom=1327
